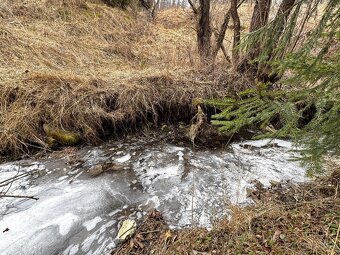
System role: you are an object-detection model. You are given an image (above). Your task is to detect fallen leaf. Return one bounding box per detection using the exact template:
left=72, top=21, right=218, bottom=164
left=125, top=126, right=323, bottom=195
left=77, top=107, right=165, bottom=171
left=117, top=219, right=136, bottom=240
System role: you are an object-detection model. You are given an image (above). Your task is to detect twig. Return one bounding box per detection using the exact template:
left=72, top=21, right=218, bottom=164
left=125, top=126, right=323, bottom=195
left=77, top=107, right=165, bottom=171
left=330, top=223, right=340, bottom=255
left=138, top=229, right=161, bottom=235
left=0, top=169, right=40, bottom=187
left=188, top=0, right=198, bottom=15
left=0, top=194, right=39, bottom=200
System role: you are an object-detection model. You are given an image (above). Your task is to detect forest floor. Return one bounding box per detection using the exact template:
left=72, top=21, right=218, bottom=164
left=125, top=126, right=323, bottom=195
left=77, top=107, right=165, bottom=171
left=113, top=167, right=340, bottom=255
left=0, top=0, right=256, bottom=158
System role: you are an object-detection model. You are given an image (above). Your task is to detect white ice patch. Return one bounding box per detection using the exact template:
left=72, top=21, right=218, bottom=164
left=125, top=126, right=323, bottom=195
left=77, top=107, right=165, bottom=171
left=83, top=216, right=102, bottom=231
left=63, top=244, right=79, bottom=255
left=235, top=138, right=298, bottom=149
left=177, top=151, right=184, bottom=161
left=81, top=234, right=97, bottom=253
left=146, top=196, right=160, bottom=208
left=57, top=213, right=79, bottom=236
left=137, top=164, right=181, bottom=187
left=58, top=176, right=69, bottom=181
left=115, top=154, right=131, bottom=163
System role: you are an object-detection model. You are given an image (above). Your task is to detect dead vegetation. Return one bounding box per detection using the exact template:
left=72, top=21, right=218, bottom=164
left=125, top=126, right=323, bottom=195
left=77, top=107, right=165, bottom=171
left=0, top=0, right=248, bottom=157
left=113, top=169, right=340, bottom=255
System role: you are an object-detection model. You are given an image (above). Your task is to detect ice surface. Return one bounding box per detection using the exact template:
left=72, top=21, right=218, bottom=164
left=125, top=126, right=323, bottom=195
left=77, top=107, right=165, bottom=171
left=0, top=137, right=306, bottom=255
left=83, top=217, right=103, bottom=231
left=114, top=154, right=131, bottom=163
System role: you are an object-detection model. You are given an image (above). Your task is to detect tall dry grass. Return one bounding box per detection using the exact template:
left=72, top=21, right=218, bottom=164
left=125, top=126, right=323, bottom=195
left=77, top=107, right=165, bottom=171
left=0, top=0, right=239, bottom=156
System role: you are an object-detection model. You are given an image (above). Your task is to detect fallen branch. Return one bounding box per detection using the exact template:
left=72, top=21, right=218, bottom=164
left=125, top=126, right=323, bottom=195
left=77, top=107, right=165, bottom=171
left=0, top=169, right=41, bottom=187
left=0, top=194, right=39, bottom=200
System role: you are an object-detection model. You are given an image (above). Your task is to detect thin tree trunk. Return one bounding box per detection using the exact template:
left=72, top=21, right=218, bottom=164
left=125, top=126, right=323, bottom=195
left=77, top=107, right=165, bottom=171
left=259, top=0, right=297, bottom=82
left=212, top=0, right=246, bottom=61
left=242, top=0, right=271, bottom=70
left=249, top=0, right=272, bottom=32
left=274, top=0, right=296, bottom=34
left=151, top=0, right=161, bottom=18
left=197, top=0, right=212, bottom=64
left=212, top=11, right=231, bottom=59
left=265, top=0, right=296, bottom=60
left=230, top=0, right=241, bottom=66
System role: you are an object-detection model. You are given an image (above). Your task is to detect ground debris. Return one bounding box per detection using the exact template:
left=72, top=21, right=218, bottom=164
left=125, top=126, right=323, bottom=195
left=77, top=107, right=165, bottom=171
left=112, top=209, right=171, bottom=255
left=112, top=170, right=340, bottom=255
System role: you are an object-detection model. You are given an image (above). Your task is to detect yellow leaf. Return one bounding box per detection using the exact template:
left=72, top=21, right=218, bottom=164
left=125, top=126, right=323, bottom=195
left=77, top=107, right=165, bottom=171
left=117, top=219, right=136, bottom=240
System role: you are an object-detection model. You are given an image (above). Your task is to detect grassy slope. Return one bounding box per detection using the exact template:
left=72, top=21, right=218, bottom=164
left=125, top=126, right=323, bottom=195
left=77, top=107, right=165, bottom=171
left=0, top=0, right=234, bottom=156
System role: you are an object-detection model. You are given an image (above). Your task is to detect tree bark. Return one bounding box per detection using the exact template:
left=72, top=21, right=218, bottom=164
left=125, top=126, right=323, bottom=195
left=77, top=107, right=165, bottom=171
left=249, top=0, right=272, bottom=32
left=260, top=0, right=296, bottom=81
left=242, top=0, right=271, bottom=70
left=151, top=0, right=161, bottom=18
left=275, top=0, right=296, bottom=33
left=197, top=0, right=212, bottom=64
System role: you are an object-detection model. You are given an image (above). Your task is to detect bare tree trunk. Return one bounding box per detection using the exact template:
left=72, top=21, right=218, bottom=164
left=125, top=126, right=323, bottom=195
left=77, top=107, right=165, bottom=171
left=212, top=0, right=246, bottom=62
left=259, top=0, right=296, bottom=81
left=249, top=0, right=272, bottom=32
left=230, top=0, right=241, bottom=66
left=197, top=0, right=212, bottom=64
left=140, top=0, right=152, bottom=10
left=151, top=0, right=161, bottom=18
left=265, top=0, right=296, bottom=59
left=243, top=0, right=272, bottom=68
left=212, top=11, right=231, bottom=59
left=275, top=0, right=296, bottom=32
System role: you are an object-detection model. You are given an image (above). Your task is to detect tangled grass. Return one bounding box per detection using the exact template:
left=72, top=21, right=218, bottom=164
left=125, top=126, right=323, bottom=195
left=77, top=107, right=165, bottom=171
left=0, top=0, right=243, bottom=157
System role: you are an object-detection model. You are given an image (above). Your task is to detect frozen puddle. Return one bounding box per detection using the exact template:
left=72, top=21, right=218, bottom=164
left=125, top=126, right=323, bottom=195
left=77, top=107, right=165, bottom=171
left=0, top=137, right=306, bottom=255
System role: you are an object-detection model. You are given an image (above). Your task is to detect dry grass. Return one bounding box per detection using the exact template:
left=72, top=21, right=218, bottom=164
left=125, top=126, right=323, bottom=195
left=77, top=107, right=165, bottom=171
left=0, top=0, right=245, bottom=157
left=2, top=1, right=310, bottom=157
left=113, top=169, right=340, bottom=255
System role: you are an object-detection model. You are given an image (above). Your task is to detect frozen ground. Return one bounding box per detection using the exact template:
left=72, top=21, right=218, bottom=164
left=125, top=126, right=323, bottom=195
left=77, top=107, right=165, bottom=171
left=0, top=137, right=306, bottom=255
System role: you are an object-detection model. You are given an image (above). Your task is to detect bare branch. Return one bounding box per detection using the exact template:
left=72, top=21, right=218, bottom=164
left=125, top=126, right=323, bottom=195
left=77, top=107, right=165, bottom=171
left=0, top=194, right=39, bottom=200
left=188, top=0, right=198, bottom=15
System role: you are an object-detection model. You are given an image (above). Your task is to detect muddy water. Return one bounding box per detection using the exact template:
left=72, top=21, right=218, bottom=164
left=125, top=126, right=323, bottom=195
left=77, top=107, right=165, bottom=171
left=0, top=137, right=306, bottom=255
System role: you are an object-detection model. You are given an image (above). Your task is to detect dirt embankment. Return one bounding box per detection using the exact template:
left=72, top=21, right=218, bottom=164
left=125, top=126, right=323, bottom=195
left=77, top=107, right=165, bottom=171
left=113, top=169, right=340, bottom=255
left=0, top=0, right=251, bottom=158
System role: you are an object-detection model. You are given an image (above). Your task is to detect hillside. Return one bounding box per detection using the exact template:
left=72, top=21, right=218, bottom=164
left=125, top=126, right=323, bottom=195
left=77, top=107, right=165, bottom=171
left=0, top=0, right=234, bottom=157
